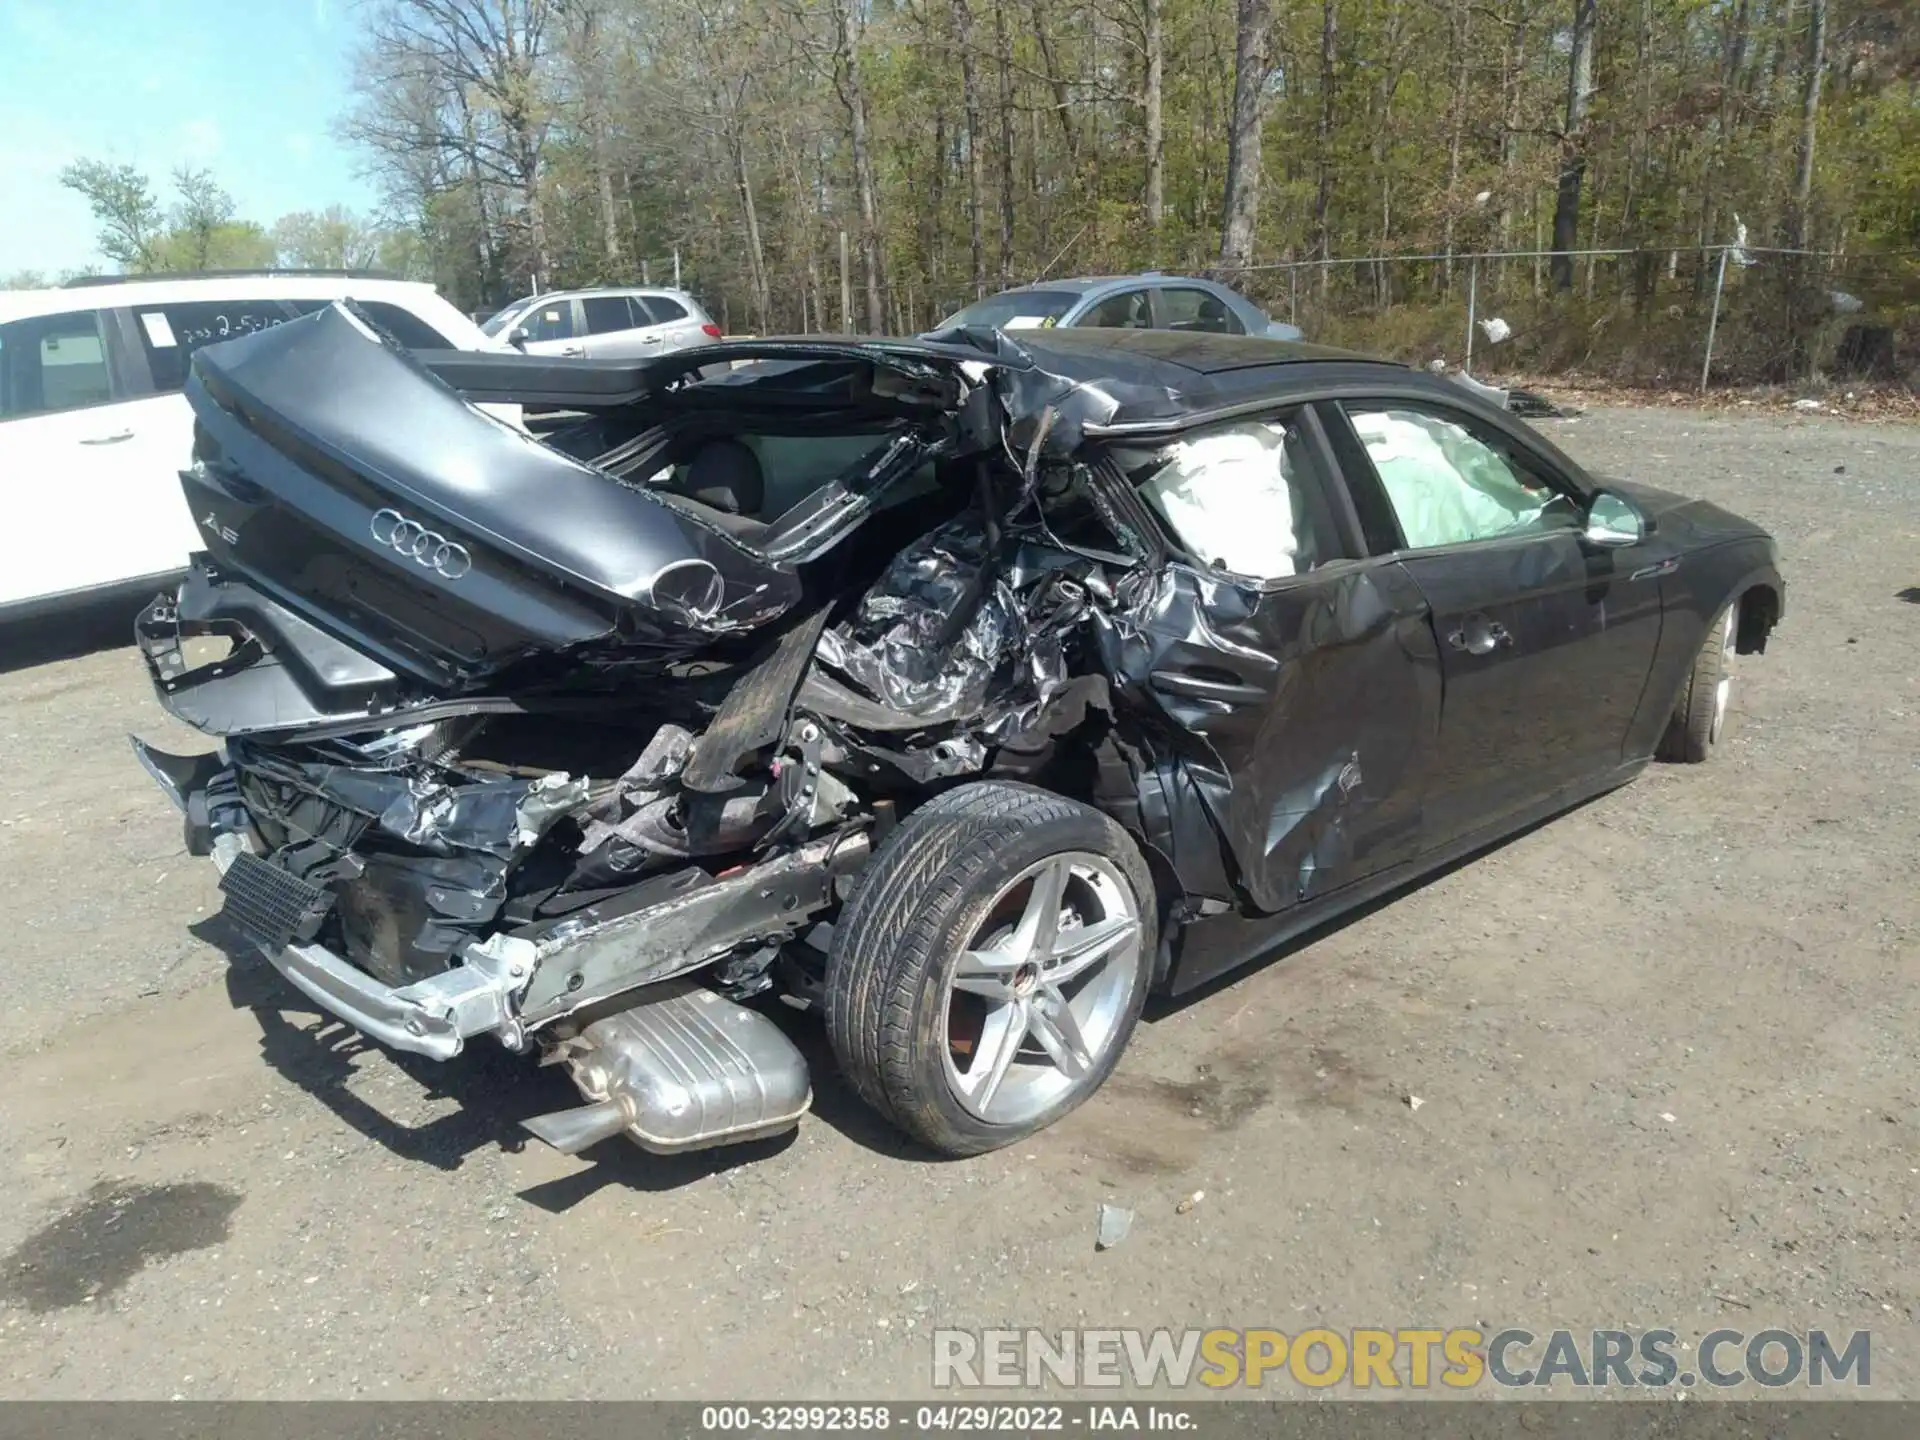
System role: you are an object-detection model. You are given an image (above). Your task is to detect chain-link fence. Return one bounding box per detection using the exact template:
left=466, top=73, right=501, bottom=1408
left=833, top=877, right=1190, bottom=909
left=1234, top=245, right=1920, bottom=391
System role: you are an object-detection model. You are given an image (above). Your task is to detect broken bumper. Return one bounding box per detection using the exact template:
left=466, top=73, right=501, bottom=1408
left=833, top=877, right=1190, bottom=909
left=208, top=831, right=533, bottom=1061
left=132, top=737, right=868, bottom=1064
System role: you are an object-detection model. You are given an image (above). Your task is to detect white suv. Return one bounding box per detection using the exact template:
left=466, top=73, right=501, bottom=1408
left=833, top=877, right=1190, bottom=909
left=480, top=287, right=721, bottom=360
left=0, top=272, right=502, bottom=622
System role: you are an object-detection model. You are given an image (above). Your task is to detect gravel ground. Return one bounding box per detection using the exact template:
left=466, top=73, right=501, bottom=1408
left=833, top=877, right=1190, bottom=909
left=0, top=404, right=1913, bottom=1399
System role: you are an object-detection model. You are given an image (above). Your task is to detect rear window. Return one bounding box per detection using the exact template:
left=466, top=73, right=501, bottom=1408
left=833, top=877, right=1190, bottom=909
left=939, top=290, right=1078, bottom=331
left=133, top=300, right=295, bottom=392
left=0, top=310, right=114, bottom=418
left=640, top=295, right=689, bottom=323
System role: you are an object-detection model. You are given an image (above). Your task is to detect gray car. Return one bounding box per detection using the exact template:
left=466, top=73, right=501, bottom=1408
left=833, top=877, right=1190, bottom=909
left=936, top=273, right=1302, bottom=341
left=480, top=287, right=721, bottom=360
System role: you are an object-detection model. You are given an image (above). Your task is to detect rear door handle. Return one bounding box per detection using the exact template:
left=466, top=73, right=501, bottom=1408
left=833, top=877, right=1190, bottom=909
left=1446, top=614, right=1512, bottom=655
left=80, top=429, right=134, bottom=446
left=1148, top=669, right=1267, bottom=705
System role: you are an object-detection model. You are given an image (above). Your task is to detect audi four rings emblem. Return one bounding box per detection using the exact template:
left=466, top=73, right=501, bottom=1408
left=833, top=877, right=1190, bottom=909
left=370, top=508, right=472, bottom=579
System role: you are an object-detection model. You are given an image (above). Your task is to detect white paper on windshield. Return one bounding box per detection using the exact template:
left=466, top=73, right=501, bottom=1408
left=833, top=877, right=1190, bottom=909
left=140, top=311, right=178, bottom=348
left=1001, top=315, right=1050, bottom=329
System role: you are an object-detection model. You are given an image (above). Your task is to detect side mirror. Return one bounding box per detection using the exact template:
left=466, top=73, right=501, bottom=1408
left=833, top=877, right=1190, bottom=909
left=1583, top=490, right=1647, bottom=548
left=507, top=326, right=531, bottom=351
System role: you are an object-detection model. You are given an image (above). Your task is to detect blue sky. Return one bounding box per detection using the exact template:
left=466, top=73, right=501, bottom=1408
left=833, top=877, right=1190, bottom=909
left=0, top=0, right=379, bottom=276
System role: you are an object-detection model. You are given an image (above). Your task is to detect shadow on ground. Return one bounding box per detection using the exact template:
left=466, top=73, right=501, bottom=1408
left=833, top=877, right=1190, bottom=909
left=200, top=914, right=931, bottom=1206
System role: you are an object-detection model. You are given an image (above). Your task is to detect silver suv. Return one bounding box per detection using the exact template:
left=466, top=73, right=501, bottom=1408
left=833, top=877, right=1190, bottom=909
left=481, top=287, right=721, bottom=360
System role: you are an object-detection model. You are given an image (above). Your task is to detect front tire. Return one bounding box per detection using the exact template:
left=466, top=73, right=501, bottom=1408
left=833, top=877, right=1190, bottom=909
left=1659, top=602, right=1737, bottom=762
left=826, top=782, right=1157, bottom=1157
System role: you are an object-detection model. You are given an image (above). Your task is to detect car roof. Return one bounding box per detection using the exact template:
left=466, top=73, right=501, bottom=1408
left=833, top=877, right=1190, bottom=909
left=0, top=272, right=443, bottom=325
left=543, top=285, right=701, bottom=302
left=994, top=274, right=1237, bottom=297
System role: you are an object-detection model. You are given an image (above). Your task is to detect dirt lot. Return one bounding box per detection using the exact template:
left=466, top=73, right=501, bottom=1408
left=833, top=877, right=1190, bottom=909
left=0, top=404, right=1914, bottom=1400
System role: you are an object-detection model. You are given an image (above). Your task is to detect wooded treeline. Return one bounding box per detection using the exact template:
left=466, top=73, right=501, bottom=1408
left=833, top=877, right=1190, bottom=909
left=341, top=0, right=1917, bottom=335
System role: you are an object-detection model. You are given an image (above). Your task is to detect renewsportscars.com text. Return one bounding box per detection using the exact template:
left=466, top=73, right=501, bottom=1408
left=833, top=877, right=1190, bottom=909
left=931, top=1327, right=1872, bottom=1391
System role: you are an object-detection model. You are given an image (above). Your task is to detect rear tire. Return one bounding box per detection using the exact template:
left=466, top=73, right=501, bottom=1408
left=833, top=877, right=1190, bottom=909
left=826, top=782, right=1156, bottom=1157
left=1658, top=603, right=1737, bottom=763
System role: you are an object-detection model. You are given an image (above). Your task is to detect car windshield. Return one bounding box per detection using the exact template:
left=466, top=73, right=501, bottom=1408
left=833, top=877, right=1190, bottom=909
left=480, top=297, right=537, bottom=337
left=939, top=290, right=1079, bottom=331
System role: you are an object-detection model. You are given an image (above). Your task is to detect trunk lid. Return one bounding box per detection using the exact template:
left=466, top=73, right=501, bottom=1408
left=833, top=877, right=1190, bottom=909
left=176, top=308, right=923, bottom=691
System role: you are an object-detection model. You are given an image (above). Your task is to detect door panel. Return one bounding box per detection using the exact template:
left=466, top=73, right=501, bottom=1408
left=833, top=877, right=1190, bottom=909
left=1323, top=398, right=1663, bottom=845
left=0, top=307, right=193, bottom=606
left=517, top=298, right=584, bottom=357
left=580, top=295, right=655, bottom=358
left=1093, top=410, right=1438, bottom=914
left=1123, top=559, right=1439, bottom=912
left=1396, top=535, right=1661, bottom=839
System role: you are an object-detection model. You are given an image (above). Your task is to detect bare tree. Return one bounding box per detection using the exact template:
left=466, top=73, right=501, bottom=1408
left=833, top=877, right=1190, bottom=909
left=1218, top=0, right=1271, bottom=276
left=1143, top=0, right=1164, bottom=231
left=1785, top=0, right=1828, bottom=251
left=1549, top=0, right=1596, bottom=291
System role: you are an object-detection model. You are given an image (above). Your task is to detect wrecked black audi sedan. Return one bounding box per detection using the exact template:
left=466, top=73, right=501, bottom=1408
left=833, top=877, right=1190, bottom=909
left=132, top=304, right=1783, bottom=1159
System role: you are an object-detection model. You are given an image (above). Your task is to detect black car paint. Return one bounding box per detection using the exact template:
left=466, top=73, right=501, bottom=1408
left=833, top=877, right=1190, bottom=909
left=140, top=308, right=1784, bottom=1001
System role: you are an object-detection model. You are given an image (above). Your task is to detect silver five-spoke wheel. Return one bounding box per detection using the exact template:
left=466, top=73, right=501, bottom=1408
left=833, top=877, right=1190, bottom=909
left=941, top=852, right=1142, bottom=1125
left=826, top=781, right=1158, bottom=1156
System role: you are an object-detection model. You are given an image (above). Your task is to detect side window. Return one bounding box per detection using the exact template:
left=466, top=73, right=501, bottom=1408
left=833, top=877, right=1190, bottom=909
left=1117, top=416, right=1336, bottom=580
left=0, top=311, right=115, bottom=419
left=1080, top=290, right=1151, bottom=329
left=1343, top=403, right=1580, bottom=551
left=1158, top=288, right=1244, bottom=334
left=640, top=295, right=688, bottom=323
left=134, top=300, right=292, bottom=392
left=521, top=301, right=576, bottom=342
left=353, top=301, right=455, bottom=349
left=582, top=295, right=636, bottom=334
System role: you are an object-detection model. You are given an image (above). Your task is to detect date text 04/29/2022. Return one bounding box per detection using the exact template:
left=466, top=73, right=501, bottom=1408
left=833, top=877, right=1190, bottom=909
left=699, top=1405, right=1197, bottom=1431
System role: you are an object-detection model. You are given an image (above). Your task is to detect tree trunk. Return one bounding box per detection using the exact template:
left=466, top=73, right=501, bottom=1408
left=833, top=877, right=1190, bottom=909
left=994, top=0, right=1017, bottom=285
left=1785, top=0, right=1826, bottom=250
left=1549, top=0, right=1596, bottom=291
left=1782, top=0, right=1828, bottom=377
left=1218, top=0, right=1271, bottom=276
left=728, top=123, right=772, bottom=332
left=1144, top=0, right=1165, bottom=232
left=1313, top=0, right=1338, bottom=288
left=832, top=0, right=886, bottom=329
left=951, top=0, right=987, bottom=299
left=1027, top=0, right=1079, bottom=164
left=577, top=6, right=622, bottom=269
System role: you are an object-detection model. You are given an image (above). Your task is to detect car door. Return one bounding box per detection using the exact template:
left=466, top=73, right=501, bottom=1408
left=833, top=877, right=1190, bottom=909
left=1320, top=397, right=1663, bottom=844
left=514, top=297, right=584, bottom=357
left=1074, top=288, right=1154, bottom=329
left=0, top=305, right=194, bottom=609
left=635, top=293, right=713, bottom=354
left=1086, top=406, right=1440, bottom=918
left=1151, top=286, right=1245, bottom=334
left=579, top=294, right=653, bottom=359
